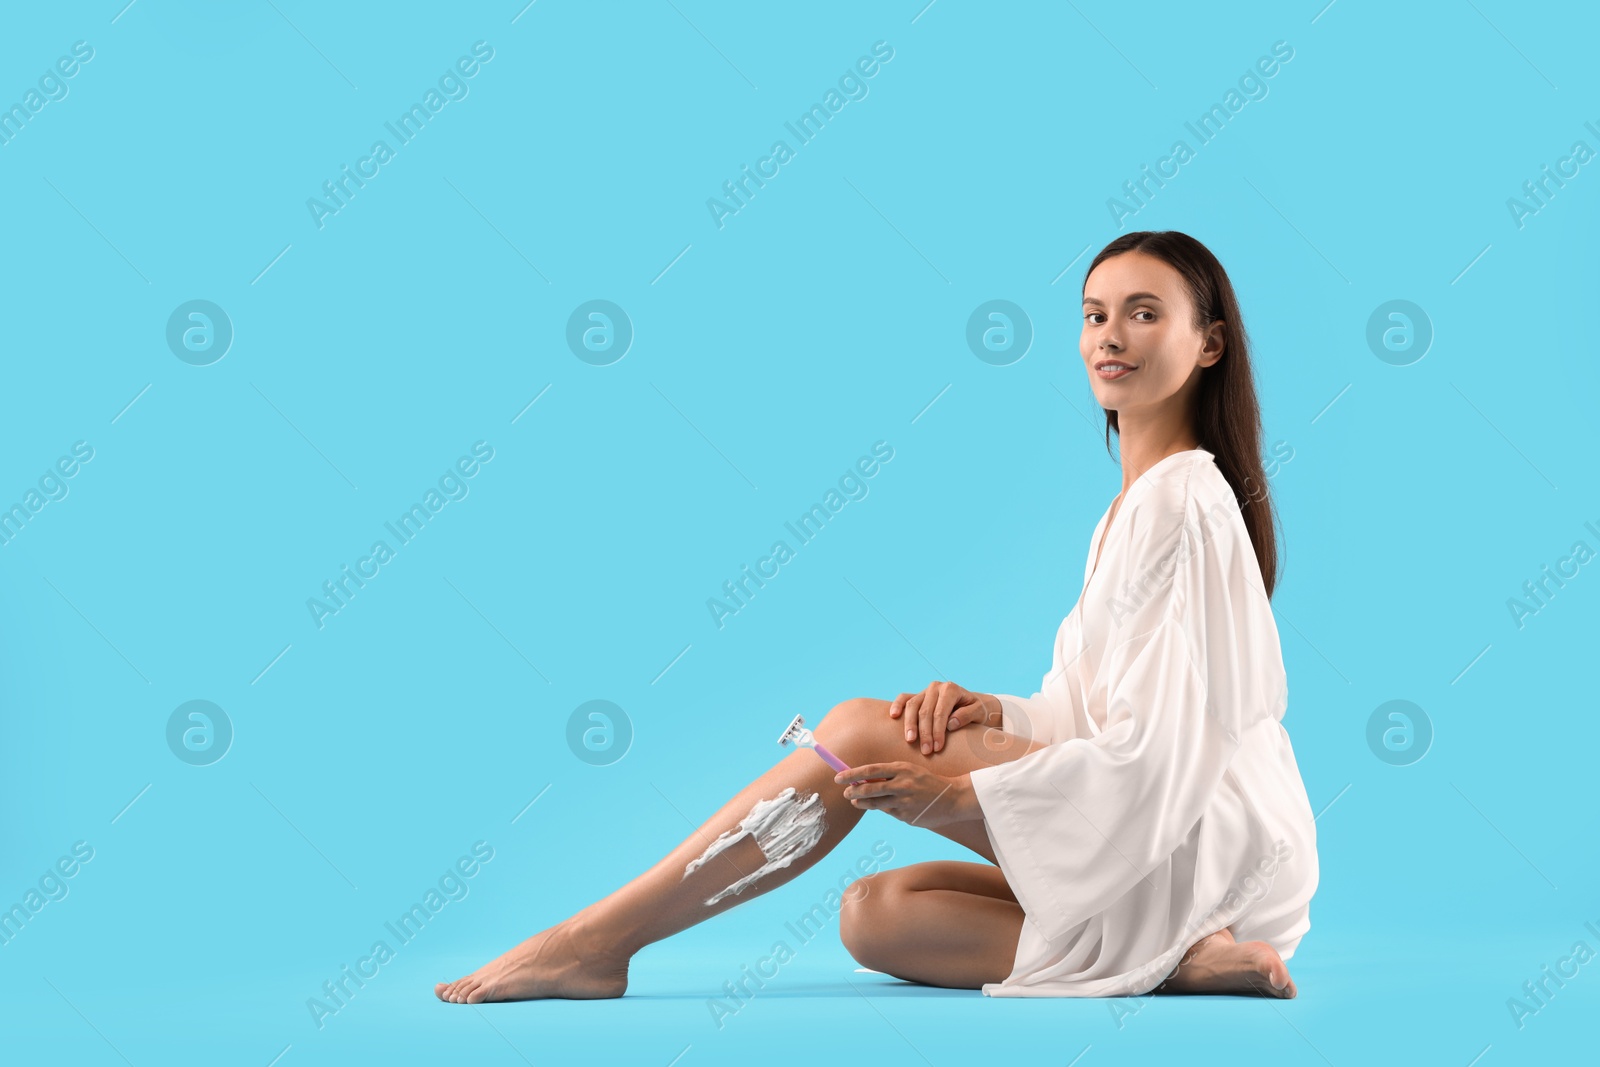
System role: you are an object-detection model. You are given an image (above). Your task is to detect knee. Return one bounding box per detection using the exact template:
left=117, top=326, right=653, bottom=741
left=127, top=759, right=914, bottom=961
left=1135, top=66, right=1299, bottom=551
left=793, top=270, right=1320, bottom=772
left=815, top=697, right=889, bottom=763
left=838, top=870, right=905, bottom=964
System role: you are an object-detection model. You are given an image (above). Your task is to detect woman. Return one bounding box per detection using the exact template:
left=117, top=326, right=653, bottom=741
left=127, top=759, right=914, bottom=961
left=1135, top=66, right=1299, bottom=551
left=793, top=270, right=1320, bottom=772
left=434, top=230, right=1318, bottom=1004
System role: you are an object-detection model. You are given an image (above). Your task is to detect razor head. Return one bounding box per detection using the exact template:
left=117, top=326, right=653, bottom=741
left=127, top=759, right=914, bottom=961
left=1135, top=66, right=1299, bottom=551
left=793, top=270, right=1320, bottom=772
left=777, top=713, right=811, bottom=746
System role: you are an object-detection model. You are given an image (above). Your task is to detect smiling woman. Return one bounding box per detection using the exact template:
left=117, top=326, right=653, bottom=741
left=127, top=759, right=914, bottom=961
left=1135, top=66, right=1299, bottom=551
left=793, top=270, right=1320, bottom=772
left=945, top=231, right=1314, bottom=998
left=430, top=231, right=1315, bottom=1007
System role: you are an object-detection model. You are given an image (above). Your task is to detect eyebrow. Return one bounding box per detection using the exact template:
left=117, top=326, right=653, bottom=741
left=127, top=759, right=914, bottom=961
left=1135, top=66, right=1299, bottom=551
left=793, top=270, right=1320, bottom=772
left=1082, top=292, right=1165, bottom=307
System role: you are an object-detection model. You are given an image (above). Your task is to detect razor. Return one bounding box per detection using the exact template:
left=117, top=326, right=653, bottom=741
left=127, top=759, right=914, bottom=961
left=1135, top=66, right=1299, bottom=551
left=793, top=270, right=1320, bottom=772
left=777, top=713, right=851, bottom=773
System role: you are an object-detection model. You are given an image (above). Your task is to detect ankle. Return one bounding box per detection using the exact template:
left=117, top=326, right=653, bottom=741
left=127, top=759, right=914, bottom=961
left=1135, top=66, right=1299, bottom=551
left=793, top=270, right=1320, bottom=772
left=565, top=913, right=635, bottom=965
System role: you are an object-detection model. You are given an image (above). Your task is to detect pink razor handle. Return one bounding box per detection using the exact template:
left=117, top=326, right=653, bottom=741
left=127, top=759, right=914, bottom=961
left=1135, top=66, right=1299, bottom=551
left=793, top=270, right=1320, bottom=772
left=809, top=742, right=850, bottom=774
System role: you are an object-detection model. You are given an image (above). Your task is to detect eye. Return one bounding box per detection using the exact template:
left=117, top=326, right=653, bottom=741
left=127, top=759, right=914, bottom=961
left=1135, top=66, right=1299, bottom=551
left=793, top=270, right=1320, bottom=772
left=1134, top=309, right=1156, bottom=321
left=1084, top=312, right=1104, bottom=324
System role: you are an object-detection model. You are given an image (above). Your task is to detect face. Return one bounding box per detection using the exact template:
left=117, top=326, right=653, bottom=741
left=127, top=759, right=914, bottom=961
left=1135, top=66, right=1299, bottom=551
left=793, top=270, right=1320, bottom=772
left=1081, top=251, right=1223, bottom=418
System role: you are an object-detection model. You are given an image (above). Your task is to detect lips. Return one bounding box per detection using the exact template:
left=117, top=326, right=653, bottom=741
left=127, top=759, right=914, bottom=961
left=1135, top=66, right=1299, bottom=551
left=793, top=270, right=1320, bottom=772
left=1094, top=360, right=1136, bottom=371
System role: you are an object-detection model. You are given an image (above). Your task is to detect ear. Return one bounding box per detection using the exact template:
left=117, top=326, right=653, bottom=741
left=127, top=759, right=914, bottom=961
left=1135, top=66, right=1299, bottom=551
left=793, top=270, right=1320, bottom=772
left=1198, top=321, right=1226, bottom=369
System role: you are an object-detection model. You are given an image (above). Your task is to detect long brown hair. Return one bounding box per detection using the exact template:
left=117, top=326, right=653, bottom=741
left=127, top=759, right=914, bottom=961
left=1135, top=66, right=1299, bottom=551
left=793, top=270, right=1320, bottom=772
left=1083, top=230, right=1281, bottom=598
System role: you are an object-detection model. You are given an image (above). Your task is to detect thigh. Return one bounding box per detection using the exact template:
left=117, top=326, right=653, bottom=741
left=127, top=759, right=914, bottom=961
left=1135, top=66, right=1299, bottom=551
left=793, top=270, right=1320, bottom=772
left=880, top=859, right=1018, bottom=903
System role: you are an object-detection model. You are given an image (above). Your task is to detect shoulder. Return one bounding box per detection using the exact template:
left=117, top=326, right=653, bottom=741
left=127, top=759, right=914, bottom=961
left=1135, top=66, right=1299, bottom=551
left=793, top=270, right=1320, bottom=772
left=1129, top=451, right=1232, bottom=532
left=1102, top=451, right=1275, bottom=648
left=1120, top=451, right=1254, bottom=598
left=1182, top=452, right=1246, bottom=534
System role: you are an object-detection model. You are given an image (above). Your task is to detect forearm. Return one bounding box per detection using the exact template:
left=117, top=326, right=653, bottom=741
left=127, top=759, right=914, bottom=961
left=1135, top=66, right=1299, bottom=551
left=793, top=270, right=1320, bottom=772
left=950, top=772, right=987, bottom=824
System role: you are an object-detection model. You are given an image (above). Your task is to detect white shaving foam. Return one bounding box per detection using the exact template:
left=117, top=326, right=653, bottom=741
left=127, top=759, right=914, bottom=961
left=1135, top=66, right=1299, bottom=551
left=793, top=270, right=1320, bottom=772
left=681, top=786, right=828, bottom=906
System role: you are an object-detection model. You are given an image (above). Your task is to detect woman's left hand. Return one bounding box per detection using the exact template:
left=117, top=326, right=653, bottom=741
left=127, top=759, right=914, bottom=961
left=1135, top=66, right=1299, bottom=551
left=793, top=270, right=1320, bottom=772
left=833, top=762, right=979, bottom=829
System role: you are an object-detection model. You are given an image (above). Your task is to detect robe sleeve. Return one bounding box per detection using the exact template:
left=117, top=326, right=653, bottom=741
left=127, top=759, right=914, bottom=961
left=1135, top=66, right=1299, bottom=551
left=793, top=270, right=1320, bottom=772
left=989, top=609, right=1082, bottom=747
left=984, top=598, right=1082, bottom=748
left=990, top=689, right=1057, bottom=746
left=968, top=485, right=1287, bottom=944
left=989, top=644, right=1066, bottom=747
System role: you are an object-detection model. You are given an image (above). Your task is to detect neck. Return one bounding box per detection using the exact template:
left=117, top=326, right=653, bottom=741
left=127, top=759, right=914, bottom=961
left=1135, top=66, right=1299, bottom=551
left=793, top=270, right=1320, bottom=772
left=1114, top=415, right=1201, bottom=496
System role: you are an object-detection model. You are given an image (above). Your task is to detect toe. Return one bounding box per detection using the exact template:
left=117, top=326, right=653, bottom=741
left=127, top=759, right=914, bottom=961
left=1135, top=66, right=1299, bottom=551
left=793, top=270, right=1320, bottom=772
left=434, top=982, right=450, bottom=1000
left=1258, top=953, right=1292, bottom=997
left=1228, top=940, right=1286, bottom=997
left=465, top=980, right=492, bottom=1004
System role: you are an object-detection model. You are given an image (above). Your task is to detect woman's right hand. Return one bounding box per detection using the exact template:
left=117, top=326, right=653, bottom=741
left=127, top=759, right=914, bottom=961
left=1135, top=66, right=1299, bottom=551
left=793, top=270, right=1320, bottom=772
left=889, top=681, right=1000, bottom=756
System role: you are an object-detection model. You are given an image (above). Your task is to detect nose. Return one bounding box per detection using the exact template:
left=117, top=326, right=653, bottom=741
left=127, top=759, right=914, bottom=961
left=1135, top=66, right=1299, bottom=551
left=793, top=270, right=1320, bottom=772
left=1095, top=322, right=1122, bottom=352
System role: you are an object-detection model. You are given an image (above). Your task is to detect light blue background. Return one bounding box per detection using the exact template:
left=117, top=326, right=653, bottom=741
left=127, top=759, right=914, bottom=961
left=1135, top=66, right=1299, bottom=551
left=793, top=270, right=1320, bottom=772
left=2, top=1, right=1596, bottom=1063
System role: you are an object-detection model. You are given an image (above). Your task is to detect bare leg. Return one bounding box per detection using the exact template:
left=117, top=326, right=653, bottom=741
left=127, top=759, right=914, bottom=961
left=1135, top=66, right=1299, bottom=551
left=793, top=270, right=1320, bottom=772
left=842, top=866, right=1298, bottom=997
left=435, top=697, right=1034, bottom=1003
left=841, top=861, right=1027, bottom=987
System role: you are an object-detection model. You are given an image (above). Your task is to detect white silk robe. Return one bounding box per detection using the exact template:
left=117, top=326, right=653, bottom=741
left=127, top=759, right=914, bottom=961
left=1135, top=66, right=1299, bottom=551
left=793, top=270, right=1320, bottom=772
left=968, top=448, right=1319, bottom=997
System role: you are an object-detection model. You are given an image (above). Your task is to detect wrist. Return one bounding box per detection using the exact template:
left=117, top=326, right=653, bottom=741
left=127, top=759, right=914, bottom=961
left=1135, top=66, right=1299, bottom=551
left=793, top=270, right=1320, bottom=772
left=955, top=772, right=984, bottom=823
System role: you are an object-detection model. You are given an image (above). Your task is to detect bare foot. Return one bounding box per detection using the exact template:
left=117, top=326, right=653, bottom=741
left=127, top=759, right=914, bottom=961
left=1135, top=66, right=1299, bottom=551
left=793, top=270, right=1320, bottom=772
left=1158, top=927, right=1297, bottom=998
left=434, top=918, right=630, bottom=1004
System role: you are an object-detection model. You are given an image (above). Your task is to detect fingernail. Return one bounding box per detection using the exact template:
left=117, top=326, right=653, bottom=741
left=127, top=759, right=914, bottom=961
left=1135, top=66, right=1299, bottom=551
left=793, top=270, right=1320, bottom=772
left=906, top=730, right=914, bottom=740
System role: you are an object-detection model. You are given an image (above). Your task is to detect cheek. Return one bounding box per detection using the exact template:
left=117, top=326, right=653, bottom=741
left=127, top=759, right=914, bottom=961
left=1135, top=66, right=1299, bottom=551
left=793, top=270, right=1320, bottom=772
left=1142, top=365, right=1177, bottom=393
left=1162, top=357, right=1198, bottom=386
